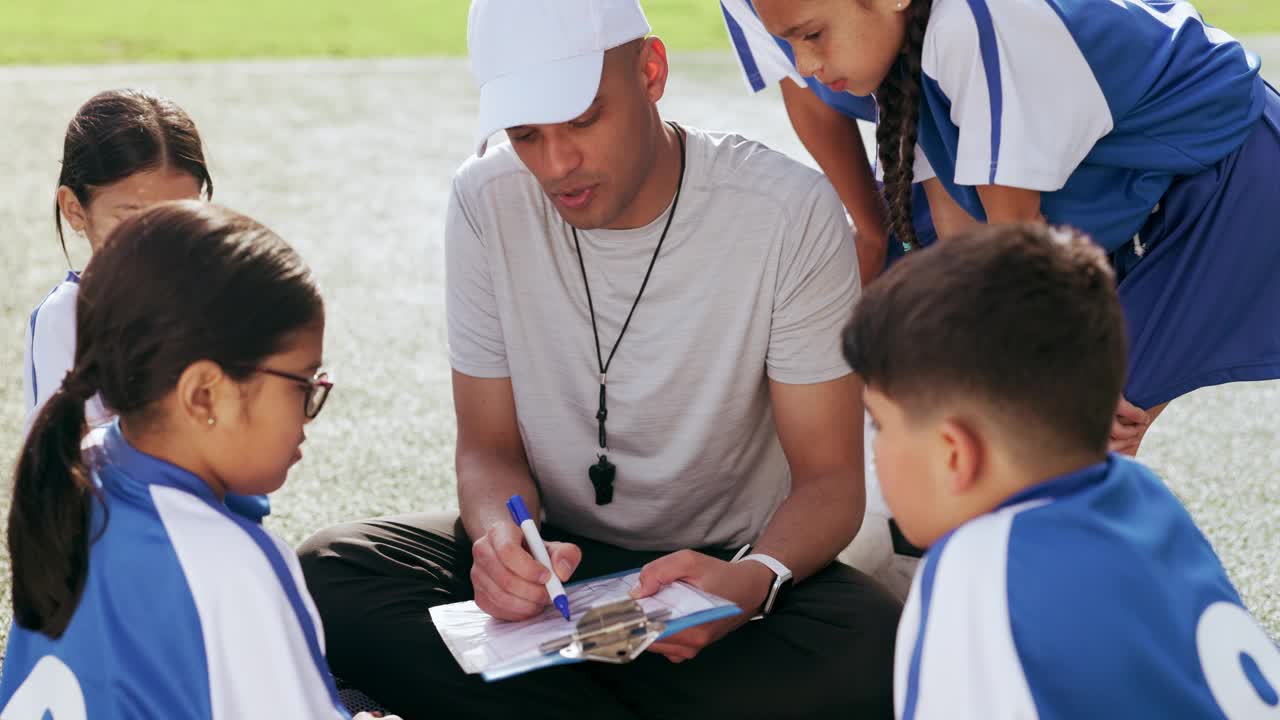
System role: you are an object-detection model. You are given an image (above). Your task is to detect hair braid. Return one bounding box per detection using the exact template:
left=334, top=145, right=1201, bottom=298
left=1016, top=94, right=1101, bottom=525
left=877, top=0, right=932, bottom=251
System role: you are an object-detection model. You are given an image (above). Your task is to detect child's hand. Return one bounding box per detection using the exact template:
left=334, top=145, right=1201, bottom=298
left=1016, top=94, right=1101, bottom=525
left=1110, top=396, right=1151, bottom=456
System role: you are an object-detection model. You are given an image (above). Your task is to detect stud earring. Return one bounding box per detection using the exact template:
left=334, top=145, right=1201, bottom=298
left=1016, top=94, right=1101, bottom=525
left=207, top=417, right=216, bottom=427
left=897, top=1, right=904, bottom=8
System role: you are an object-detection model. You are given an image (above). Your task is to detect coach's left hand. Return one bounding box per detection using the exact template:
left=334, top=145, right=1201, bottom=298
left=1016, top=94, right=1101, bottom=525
left=629, top=549, right=773, bottom=663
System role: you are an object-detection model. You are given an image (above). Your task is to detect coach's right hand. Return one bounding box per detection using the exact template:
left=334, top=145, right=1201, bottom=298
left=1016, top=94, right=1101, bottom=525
left=471, top=521, right=581, bottom=621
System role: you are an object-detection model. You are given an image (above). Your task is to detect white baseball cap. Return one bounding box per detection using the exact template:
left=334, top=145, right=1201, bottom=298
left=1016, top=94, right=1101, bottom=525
left=468, top=0, right=651, bottom=156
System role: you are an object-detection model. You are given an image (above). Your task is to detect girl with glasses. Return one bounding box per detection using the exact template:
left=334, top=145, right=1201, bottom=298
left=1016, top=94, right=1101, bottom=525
left=0, top=201, right=392, bottom=720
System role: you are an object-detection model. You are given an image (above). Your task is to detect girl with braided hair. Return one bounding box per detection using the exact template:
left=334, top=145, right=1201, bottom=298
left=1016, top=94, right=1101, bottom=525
left=753, top=0, right=1280, bottom=456
left=721, top=0, right=937, bottom=284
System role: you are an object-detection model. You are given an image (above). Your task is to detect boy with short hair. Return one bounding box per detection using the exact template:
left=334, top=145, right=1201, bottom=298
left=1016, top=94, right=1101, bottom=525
left=843, top=224, right=1278, bottom=719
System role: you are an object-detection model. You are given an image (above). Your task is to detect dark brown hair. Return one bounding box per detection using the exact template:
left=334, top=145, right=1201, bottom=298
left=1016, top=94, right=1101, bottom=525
left=843, top=224, right=1127, bottom=455
left=877, top=0, right=932, bottom=250
left=10, top=200, right=322, bottom=639
left=56, top=89, right=213, bottom=261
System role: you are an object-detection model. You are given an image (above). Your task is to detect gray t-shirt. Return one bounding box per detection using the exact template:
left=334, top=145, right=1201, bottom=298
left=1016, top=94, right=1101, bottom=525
left=446, top=126, right=859, bottom=551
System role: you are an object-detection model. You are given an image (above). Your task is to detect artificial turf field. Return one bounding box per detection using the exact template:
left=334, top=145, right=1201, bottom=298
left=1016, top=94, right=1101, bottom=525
left=0, top=0, right=1276, bottom=655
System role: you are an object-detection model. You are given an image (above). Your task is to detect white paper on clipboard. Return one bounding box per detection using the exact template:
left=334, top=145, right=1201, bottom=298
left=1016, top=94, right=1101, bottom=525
left=429, top=569, right=739, bottom=681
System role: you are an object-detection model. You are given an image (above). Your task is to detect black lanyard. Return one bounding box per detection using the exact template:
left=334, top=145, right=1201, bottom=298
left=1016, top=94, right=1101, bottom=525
left=572, top=122, right=687, bottom=505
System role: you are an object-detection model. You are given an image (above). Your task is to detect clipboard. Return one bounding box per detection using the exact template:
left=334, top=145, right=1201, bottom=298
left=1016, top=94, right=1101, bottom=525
left=429, top=568, right=741, bottom=681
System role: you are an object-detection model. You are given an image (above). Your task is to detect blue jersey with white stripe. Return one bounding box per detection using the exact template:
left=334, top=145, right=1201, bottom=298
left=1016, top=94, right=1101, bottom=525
left=916, top=0, right=1265, bottom=251
left=895, top=456, right=1279, bottom=719
left=0, top=424, right=348, bottom=720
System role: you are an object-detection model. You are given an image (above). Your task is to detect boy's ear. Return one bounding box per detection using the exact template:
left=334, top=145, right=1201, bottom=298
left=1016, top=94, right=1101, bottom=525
left=938, top=416, right=983, bottom=494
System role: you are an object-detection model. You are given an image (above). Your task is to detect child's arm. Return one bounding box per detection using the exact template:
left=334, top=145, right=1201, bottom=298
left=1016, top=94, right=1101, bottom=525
left=721, top=0, right=890, bottom=282
left=921, top=179, right=981, bottom=241
left=976, top=185, right=1043, bottom=225
left=779, top=78, right=890, bottom=283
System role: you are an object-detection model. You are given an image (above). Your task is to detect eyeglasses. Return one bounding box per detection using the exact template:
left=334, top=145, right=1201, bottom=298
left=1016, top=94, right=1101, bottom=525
left=254, top=367, right=333, bottom=419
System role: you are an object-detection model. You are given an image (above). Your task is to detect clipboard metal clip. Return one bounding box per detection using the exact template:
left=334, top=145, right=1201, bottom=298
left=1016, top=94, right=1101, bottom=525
left=538, top=599, right=672, bottom=664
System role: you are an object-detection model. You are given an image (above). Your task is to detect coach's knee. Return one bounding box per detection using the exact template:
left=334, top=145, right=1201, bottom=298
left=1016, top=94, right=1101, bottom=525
left=298, top=520, right=368, bottom=572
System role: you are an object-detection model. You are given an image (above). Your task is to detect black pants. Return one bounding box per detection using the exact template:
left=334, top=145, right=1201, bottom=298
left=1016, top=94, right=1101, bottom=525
left=298, top=513, right=902, bottom=719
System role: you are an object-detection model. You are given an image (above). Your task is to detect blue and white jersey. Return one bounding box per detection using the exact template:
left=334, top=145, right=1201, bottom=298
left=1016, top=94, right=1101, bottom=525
left=21, top=273, right=272, bottom=523
left=0, top=423, right=347, bottom=720
left=895, top=456, right=1280, bottom=719
left=23, top=272, right=109, bottom=436
left=916, top=0, right=1265, bottom=251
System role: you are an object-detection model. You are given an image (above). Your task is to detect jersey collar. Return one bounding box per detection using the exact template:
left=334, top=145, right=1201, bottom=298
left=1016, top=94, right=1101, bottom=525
left=997, top=455, right=1113, bottom=511
left=99, top=419, right=221, bottom=505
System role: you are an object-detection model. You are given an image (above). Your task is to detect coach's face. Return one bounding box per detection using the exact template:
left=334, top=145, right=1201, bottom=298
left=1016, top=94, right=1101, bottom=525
left=506, top=38, right=670, bottom=230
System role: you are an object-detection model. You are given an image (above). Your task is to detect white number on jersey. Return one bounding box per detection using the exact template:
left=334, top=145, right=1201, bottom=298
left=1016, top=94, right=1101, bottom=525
left=0, top=655, right=87, bottom=720
left=1197, top=602, right=1280, bottom=718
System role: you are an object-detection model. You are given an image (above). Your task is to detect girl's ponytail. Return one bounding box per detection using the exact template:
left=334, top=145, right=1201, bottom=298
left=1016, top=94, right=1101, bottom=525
left=9, top=369, right=101, bottom=638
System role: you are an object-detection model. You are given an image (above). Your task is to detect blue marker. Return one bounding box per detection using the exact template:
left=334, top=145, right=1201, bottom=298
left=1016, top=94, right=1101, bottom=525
left=506, top=494, right=571, bottom=621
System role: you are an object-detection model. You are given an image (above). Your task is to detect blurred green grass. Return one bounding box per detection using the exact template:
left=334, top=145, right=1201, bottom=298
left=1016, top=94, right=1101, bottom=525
left=1196, top=0, right=1280, bottom=35
left=0, top=0, right=728, bottom=65
left=1, top=0, right=1274, bottom=66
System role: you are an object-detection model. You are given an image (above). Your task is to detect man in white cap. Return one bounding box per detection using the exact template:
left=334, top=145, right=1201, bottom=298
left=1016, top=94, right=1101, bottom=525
left=299, top=1, right=900, bottom=717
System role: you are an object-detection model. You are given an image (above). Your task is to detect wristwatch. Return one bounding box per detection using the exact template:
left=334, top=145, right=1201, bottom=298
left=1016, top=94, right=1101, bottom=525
left=731, top=545, right=794, bottom=620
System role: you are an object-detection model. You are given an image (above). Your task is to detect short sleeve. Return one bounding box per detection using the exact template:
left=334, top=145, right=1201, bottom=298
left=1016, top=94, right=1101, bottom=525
left=912, top=143, right=936, bottom=183
left=445, top=175, right=510, bottom=378
left=873, top=144, right=934, bottom=183
left=720, top=0, right=805, bottom=93
left=922, top=0, right=1113, bottom=191
left=767, top=178, right=859, bottom=384
left=148, top=486, right=349, bottom=719
left=894, top=511, right=1039, bottom=720
left=24, top=285, right=78, bottom=434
